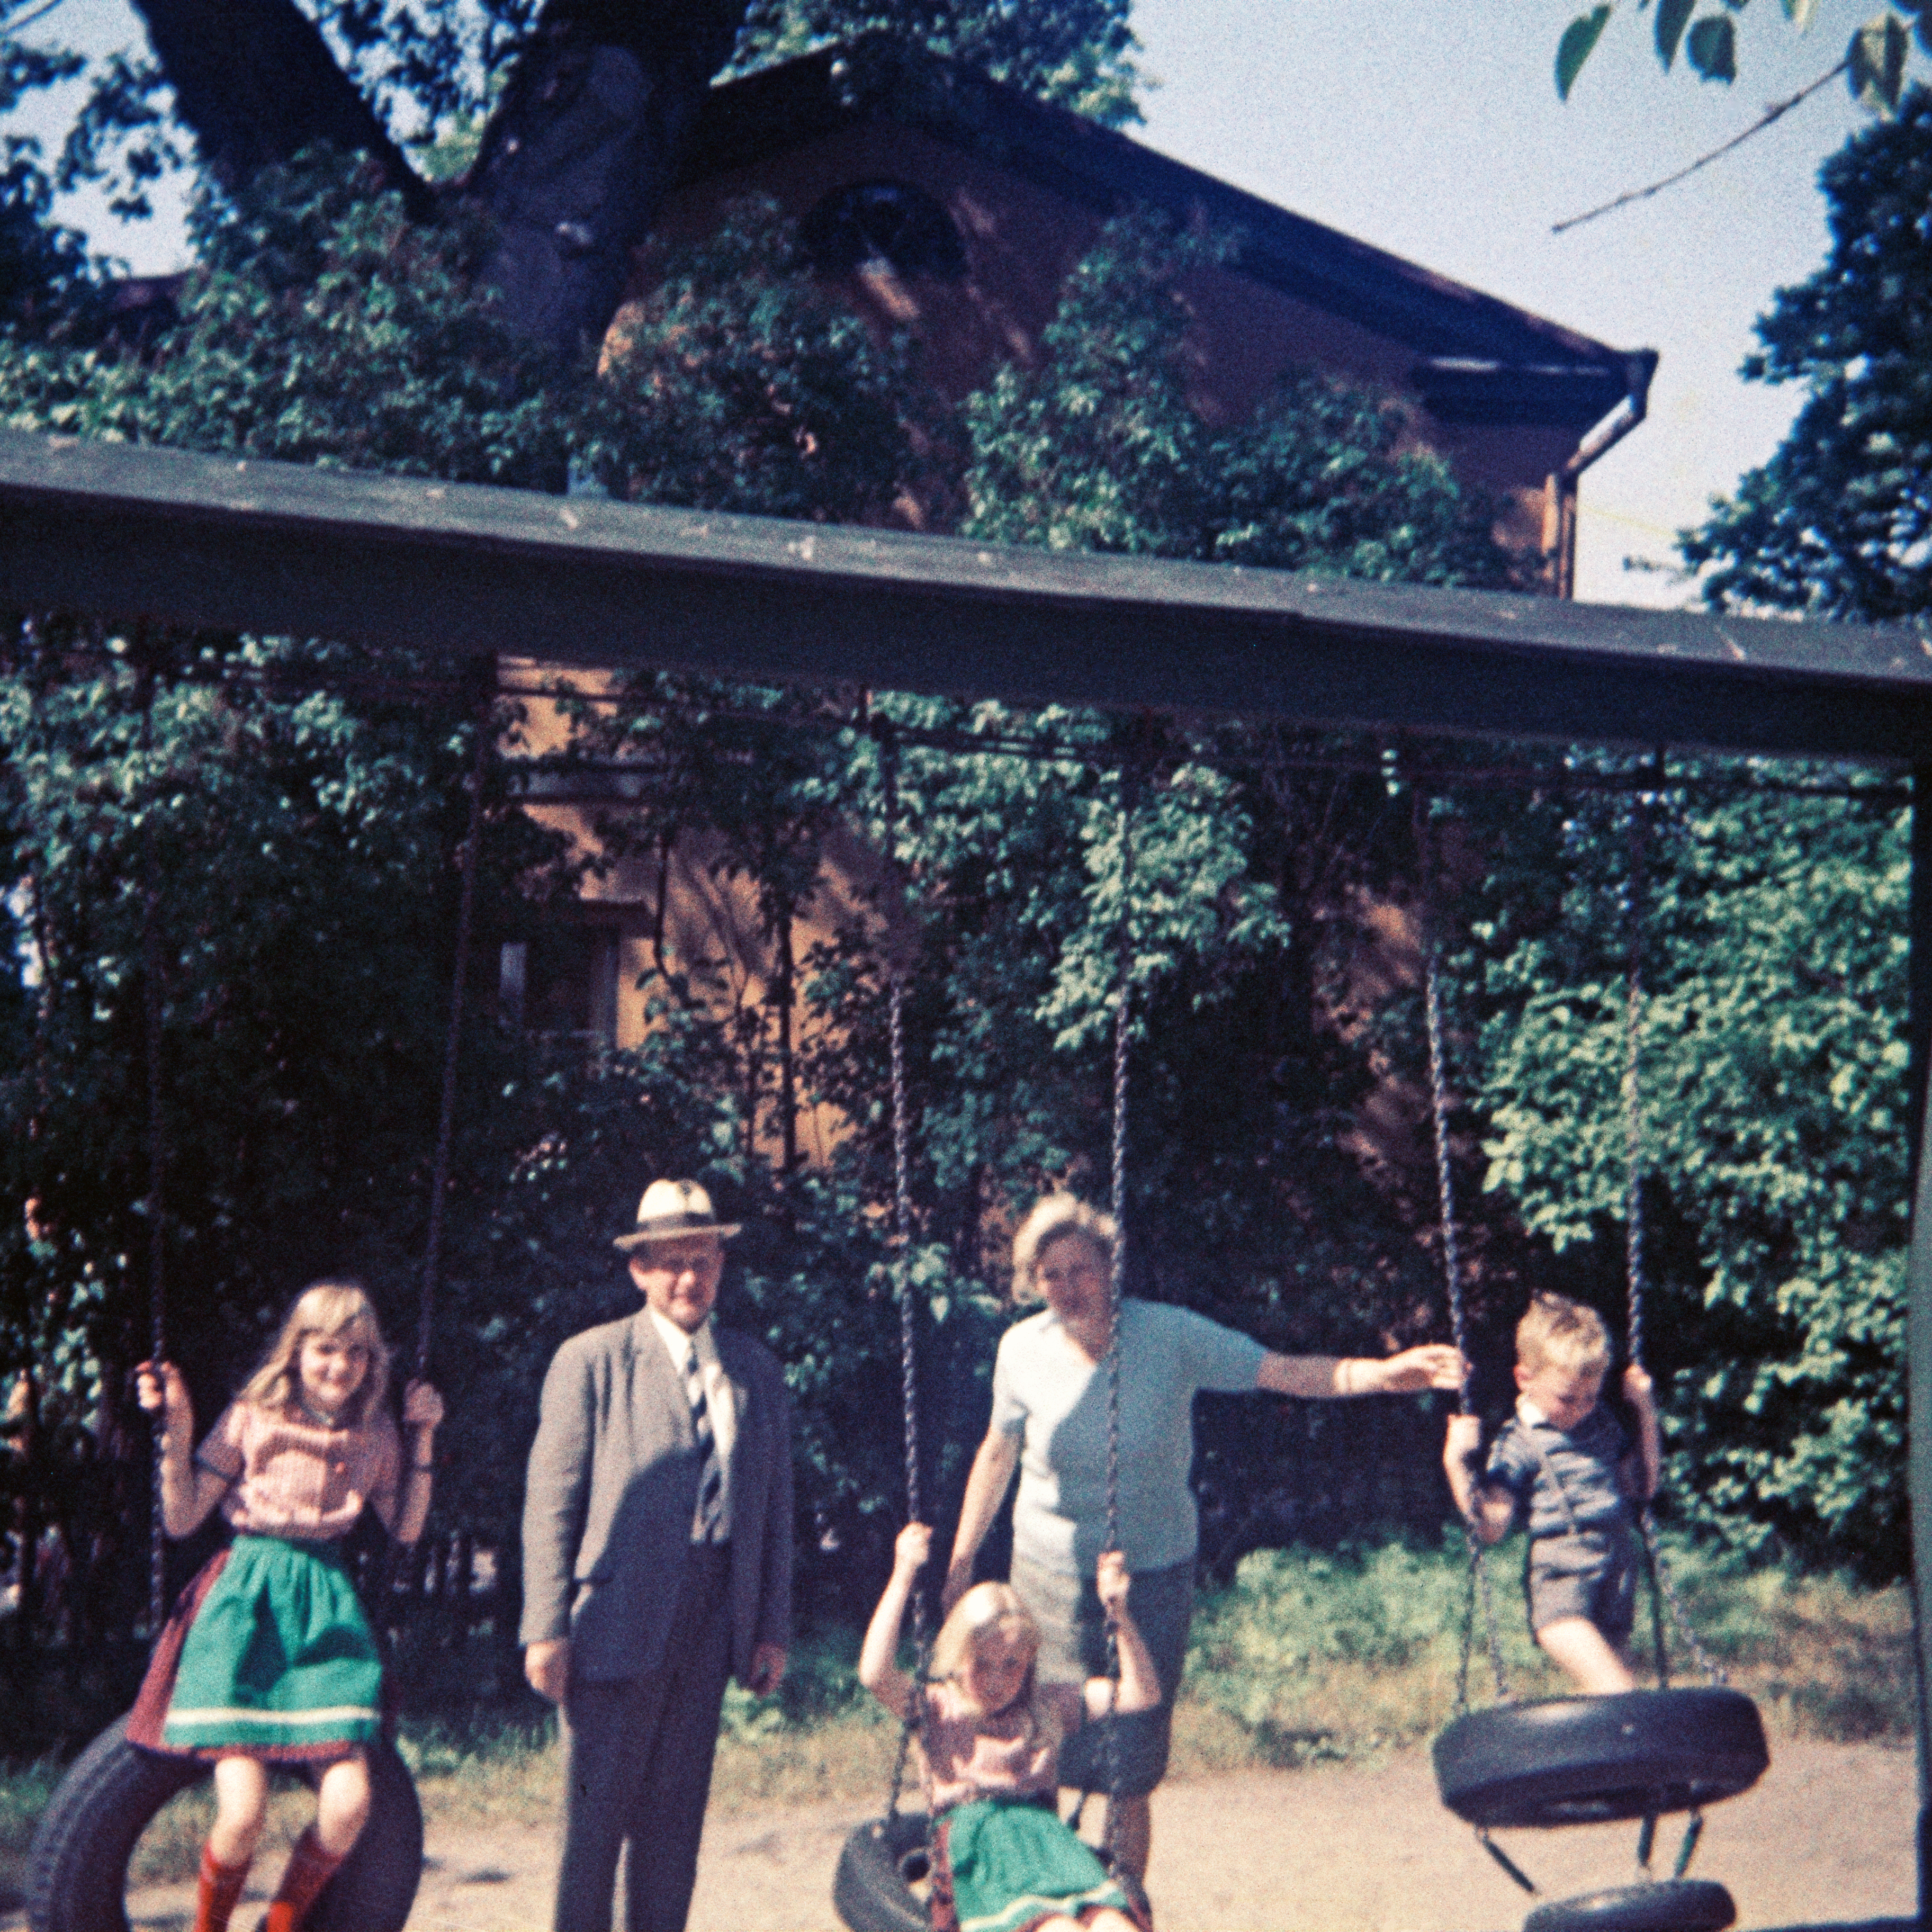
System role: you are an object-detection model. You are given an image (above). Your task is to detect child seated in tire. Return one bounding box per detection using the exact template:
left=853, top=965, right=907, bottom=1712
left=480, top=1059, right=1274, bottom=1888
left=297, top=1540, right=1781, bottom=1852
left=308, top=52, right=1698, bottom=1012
left=860, top=1522, right=1157, bottom=1932
left=1443, top=1292, right=1660, bottom=1695
left=137, top=1280, right=443, bottom=1932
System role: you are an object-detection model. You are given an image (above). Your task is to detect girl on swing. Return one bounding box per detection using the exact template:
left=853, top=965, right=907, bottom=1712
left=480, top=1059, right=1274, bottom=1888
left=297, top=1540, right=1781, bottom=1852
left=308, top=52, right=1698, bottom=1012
left=136, top=1279, right=444, bottom=1932
left=860, top=1520, right=1158, bottom=1932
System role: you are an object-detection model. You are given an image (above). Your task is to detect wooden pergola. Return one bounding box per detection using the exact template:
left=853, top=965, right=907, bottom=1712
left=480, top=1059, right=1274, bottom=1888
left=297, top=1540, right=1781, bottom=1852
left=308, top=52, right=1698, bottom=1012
left=6, top=426, right=1931, bottom=1909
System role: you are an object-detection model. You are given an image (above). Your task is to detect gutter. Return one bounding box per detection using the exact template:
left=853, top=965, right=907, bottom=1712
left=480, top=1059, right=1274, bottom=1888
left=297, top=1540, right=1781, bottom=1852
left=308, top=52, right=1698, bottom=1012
left=1544, top=349, right=1660, bottom=599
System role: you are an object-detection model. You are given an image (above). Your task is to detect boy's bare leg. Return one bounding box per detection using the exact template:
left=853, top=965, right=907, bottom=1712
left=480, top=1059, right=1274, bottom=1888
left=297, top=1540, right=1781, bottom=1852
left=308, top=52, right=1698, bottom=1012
left=1537, top=1616, right=1637, bottom=1694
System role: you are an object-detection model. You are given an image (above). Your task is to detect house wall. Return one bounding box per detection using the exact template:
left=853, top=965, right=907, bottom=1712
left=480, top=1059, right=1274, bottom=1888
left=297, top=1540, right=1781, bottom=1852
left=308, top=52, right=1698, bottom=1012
left=642, top=121, right=1581, bottom=563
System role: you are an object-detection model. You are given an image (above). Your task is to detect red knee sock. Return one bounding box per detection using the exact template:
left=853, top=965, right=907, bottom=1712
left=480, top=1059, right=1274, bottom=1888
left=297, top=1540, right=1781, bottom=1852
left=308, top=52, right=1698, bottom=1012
left=260, top=1826, right=345, bottom=1932
left=191, top=1842, right=251, bottom=1932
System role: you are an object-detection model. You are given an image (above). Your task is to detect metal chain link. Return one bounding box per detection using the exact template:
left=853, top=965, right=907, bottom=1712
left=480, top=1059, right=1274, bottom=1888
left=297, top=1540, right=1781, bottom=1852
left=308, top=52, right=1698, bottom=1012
left=1621, top=796, right=1649, bottom=1376
left=138, top=666, right=168, bottom=1642
left=1424, top=927, right=1509, bottom=1708
left=1619, top=788, right=1726, bottom=1690
left=416, top=689, right=491, bottom=1383
left=1100, top=784, right=1134, bottom=1861
left=878, top=724, right=931, bottom=1824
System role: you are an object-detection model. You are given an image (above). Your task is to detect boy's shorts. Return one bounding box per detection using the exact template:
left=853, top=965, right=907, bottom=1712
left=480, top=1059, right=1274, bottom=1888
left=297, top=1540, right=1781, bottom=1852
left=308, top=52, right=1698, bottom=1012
left=1525, top=1525, right=1638, bottom=1644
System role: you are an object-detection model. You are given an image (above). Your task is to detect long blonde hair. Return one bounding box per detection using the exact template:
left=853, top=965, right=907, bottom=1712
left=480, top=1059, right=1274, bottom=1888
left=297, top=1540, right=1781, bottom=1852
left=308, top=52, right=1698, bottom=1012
left=929, top=1581, right=1066, bottom=1748
left=239, top=1280, right=391, bottom=1428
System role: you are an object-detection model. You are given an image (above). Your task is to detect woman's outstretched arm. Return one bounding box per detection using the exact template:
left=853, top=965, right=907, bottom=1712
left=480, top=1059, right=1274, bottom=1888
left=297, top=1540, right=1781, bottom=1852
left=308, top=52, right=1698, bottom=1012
left=1257, top=1344, right=1464, bottom=1399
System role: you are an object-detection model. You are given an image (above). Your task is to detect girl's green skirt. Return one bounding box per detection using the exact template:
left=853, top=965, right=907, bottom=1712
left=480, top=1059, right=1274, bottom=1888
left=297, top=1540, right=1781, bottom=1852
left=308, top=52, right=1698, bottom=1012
left=161, top=1534, right=382, bottom=1758
left=932, top=1799, right=1146, bottom=1932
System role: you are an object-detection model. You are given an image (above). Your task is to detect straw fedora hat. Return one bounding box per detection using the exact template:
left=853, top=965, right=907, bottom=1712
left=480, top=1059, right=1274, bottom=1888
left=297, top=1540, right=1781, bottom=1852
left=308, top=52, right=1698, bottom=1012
left=613, top=1179, right=742, bottom=1251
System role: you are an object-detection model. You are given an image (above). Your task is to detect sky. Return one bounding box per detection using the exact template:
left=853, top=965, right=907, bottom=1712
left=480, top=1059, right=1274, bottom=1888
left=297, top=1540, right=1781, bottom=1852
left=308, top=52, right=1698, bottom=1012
left=11, top=0, right=1883, bottom=606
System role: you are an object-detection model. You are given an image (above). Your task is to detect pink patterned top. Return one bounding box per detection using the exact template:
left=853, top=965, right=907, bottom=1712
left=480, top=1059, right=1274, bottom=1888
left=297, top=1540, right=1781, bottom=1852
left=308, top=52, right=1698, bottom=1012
left=919, top=1679, right=1086, bottom=1814
left=195, top=1401, right=401, bottom=1541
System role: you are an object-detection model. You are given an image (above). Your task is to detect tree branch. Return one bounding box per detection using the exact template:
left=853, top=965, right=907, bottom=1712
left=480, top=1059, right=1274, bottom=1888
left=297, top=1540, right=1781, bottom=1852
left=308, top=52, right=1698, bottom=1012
left=128, top=0, right=433, bottom=218
left=1553, top=56, right=1848, bottom=235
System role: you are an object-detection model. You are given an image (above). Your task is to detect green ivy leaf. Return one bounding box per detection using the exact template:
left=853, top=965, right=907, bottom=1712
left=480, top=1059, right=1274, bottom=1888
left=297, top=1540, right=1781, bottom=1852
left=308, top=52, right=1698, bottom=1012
left=1687, top=13, right=1739, bottom=78
left=1558, top=5, right=1615, bottom=97
left=1656, top=0, right=1697, bottom=67
left=1781, top=0, right=1820, bottom=26
left=1848, top=11, right=1911, bottom=107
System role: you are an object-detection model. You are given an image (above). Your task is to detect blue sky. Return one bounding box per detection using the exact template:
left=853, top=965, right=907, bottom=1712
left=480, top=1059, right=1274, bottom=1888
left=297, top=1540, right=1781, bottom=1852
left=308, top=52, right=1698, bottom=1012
left=13, top=0, right=1884, bottom=605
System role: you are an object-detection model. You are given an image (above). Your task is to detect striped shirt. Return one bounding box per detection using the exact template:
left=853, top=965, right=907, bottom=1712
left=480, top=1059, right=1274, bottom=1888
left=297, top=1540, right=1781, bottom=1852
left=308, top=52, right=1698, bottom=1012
left=195, top=1400, right=401, bottom=1541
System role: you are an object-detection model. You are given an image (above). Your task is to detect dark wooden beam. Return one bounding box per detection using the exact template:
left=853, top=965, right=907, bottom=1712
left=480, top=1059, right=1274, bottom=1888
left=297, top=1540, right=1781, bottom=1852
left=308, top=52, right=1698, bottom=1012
left=4, top=430, right=1932, bottom=761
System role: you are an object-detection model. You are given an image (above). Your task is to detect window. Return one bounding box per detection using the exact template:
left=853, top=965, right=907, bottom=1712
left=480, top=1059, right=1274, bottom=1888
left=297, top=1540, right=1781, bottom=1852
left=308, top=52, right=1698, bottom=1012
left=499, top=929, right=618, bottom=1040
left=799, top=181, right=966, bottom=281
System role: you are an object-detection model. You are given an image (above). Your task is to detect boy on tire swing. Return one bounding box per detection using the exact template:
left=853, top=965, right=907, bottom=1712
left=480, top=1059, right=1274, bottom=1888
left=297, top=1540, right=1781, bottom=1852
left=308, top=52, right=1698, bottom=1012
left=1443, top=1293, right=1661, bottom=1694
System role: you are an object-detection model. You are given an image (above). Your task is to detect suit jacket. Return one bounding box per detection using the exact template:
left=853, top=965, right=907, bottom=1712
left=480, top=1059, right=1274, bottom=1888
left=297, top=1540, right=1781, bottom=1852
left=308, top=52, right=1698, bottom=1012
left=520, top=1307, right=794, bottom=1686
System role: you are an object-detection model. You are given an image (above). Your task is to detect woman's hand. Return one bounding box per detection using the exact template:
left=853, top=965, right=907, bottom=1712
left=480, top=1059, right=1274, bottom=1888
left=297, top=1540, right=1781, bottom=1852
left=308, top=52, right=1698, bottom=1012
left=893, top=1521, right=933, bottom=1581
left=135, top=1361, right=191, bottom=1437
left=1095, top=1548, right=1133, bottom=1623
left=1369, top=1344, right=1465, bottom=1394
left=402, top=1381, right=445, bottom=1431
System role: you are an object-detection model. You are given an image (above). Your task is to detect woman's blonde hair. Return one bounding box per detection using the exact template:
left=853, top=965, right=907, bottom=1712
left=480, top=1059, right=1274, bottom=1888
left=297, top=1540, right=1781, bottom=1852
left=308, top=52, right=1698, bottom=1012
left=929, top=1581, right=1065, bottom=1746
left=240, top=1279, right=391, bottom=1427
left=1010, top=1194, right=1116, bottom=1304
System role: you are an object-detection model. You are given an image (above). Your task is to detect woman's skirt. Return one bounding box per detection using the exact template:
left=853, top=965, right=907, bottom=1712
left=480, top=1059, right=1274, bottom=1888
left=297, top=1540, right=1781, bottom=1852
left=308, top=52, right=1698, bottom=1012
left=930, top=1799, right=1149, bottom=1932
left=146, top=1534, right=382, bottom=1762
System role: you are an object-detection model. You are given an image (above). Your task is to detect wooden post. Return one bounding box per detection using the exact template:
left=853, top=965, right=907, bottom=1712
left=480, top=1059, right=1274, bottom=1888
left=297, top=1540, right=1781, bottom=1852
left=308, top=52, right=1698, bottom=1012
left=1908, top=762, right=1932, bottom=1926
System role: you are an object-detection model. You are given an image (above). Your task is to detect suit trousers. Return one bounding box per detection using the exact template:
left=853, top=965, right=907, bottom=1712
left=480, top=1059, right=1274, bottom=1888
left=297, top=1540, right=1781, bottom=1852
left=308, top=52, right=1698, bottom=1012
left=554, top=1541, right=734, bottom=1932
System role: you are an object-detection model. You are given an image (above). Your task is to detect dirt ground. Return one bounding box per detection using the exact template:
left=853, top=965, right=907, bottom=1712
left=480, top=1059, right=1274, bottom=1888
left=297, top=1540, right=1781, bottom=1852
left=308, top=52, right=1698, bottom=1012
left=19, top=1737, right=1913, bottom=1932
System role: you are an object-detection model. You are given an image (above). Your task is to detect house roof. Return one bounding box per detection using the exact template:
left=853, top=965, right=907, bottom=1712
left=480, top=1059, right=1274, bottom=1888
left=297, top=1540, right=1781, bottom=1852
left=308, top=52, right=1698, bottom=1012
left=681, top=43, right=1653, bottom=433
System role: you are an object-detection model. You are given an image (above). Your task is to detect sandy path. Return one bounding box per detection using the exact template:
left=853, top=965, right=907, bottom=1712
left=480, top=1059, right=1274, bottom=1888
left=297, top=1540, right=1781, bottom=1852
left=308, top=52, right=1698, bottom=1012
left=13, top=1739, right=1915, bottom=1931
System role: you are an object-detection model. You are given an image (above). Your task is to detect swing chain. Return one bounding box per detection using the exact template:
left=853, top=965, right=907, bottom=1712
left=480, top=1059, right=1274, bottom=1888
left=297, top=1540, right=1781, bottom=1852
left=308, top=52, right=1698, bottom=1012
left=1424, top=940, right=1511, bottom=1708
left=416, top=672, right=493, bottom=1384
left=1620, top=794, right=1650, bottom=1375
left=877, top=721, right=930, bottom=1825
left=1619, top=781, right=1725, bottom=1690
left=1100, top=777, right=1135, bottom=1863
left=137, top=654, right=168, bottom=1642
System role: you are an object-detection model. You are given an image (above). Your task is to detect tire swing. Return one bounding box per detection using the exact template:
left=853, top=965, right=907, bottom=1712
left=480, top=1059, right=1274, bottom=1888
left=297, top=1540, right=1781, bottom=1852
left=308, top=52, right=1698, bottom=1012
left=26, top=674, right=493, bottom=1932
left=1418, top=794, right=1767, bottom=1932
left=834, top=750, right=1156, bottom=1932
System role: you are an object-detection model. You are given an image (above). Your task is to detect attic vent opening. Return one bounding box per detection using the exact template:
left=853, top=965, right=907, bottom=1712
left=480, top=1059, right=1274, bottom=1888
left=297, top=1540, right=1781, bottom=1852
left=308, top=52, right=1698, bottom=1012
left=800, top=181, right=966, bottom=281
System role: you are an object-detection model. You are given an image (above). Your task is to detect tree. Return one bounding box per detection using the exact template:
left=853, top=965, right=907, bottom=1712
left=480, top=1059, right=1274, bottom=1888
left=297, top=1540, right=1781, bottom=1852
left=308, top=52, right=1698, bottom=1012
left=963, top=213, right=1517, bottom=587
left=1553, top=0, right=1929, bottom=110
left=1469, top=776, right=1909, bottom=1575
left=1681, top=87, right=1932, bottom=622
left=4, top=0, right=1148, bottom=358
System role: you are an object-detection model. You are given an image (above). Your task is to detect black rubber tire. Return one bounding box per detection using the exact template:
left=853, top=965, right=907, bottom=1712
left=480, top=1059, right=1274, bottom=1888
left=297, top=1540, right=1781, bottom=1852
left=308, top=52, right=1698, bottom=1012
left=833, top=1813, right=933, bottom=1932
left=1524, top=1880, right=1737, bottom=1932
left=306, top=1735, right=424, bottom=1932
left=830, top=1810, right=1149, bottom=1932
left=25, top=1715, right=204, bottom=1932
left=25, top=1714, right=424, bottom=1932
left=1434, top=1688, right=1768, bottom=1830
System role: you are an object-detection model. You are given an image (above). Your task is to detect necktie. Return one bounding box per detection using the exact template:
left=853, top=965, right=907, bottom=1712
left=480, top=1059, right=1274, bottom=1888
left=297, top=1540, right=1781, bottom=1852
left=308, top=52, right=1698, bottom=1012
left=686, top=1341, right=724, bottom=1542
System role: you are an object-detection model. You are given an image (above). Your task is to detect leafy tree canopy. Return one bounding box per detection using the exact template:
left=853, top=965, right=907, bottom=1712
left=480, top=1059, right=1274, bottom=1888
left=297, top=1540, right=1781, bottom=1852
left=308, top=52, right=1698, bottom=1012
left=1553, top=0, right=1929, bottom=110
left=1682, top=86, right=1932, bottom=621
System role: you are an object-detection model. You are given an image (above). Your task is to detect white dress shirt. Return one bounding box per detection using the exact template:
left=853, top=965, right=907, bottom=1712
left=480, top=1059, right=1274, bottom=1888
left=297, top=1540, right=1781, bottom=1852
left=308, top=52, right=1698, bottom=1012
left=648, top=1306, right=737, bottom=1537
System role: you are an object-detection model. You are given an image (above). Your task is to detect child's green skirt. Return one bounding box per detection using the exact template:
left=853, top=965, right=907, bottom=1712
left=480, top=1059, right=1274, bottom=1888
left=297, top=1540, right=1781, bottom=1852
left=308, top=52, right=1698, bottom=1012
left=161, top=1533, right=382, bottom=1758
left=932, top=1798, right=1146, bottom=1932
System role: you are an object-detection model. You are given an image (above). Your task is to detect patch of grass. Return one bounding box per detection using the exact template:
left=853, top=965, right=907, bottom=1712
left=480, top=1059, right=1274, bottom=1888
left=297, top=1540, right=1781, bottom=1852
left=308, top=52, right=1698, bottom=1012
left=1183, top=1535, right=1917, bottom=1762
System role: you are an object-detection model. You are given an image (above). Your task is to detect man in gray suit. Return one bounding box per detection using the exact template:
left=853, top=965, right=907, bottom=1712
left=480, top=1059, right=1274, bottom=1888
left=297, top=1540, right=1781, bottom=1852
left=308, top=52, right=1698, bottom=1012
left=522, top=1179, right=794, bottom=1932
